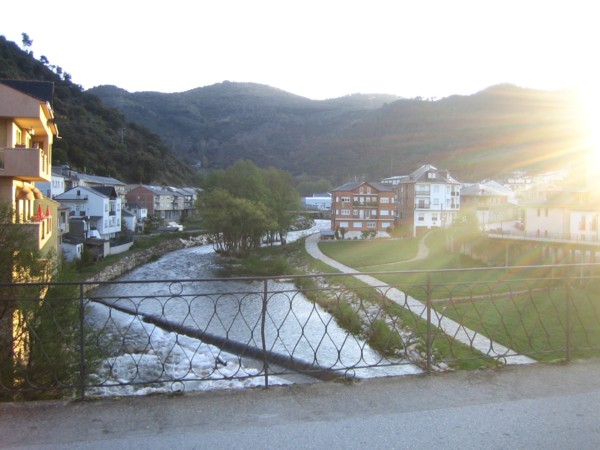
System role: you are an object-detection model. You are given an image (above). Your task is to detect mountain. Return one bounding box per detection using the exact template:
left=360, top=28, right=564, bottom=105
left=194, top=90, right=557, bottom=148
left=0, top=36, right=197, bottom=186
left=2, top=35, right=589, bottom=185
left=90, top=82, right=590, bottom=183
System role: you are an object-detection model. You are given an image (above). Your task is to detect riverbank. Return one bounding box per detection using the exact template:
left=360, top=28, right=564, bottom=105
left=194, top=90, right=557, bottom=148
left=82, top=234, right=208, bottom=291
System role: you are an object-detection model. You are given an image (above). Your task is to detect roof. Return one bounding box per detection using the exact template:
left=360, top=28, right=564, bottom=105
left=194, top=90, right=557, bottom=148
left=90, top=186, right=118, bottom=198
left=0, top=79, right=54, bottom=104
left=332, top=181, right=394, bottom=193
left=55, top=185, right=113, bottom=200
left=74, top=172, right=125, bottom=186
left=383, top=164, right=461, bottom=185
left=461, top=182, right=511, bottom=197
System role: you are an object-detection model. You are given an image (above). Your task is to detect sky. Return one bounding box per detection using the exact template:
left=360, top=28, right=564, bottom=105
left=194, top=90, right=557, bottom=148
left=2, top=0, right=599, bottom=100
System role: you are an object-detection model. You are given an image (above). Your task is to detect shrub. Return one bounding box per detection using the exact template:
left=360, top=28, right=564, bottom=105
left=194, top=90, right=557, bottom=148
left=367, top=319, right=404, bottom=356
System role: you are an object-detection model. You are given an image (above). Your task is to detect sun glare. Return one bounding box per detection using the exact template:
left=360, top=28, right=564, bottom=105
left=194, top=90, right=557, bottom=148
left=577, top=83, right=600, bottom=189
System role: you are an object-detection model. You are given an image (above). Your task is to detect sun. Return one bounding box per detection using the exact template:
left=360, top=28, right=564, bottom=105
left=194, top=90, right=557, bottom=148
left=576, top=83, right=600, bottom=188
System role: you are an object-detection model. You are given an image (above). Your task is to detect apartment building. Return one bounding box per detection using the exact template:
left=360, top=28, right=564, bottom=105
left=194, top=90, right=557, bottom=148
left=382, top=164, right=461, bottom=237
left=0, top=79, right=59, bottom=256
left=330, top=181, right=396, bottom=238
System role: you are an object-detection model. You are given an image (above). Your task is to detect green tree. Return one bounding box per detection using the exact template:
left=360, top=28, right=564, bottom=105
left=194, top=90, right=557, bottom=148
left=0, top=202, right=82, bottom=399
left=264, top=167, right=299, bottom=245
left=203, top=188, right=275, bottom=255
left=20, top=33, right=32, bottom=52
left=201, top=161, right=299, bottom=254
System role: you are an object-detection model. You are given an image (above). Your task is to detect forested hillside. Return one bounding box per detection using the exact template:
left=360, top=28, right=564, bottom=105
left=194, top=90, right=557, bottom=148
left=2, top=33, right=590, bottom=186
left=0, top=36, right=197, bottom=186
left=92, top=82, right=590, bottom=184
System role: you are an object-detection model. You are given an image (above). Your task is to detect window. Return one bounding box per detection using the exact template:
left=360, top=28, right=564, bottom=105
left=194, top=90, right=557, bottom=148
left=367, top=222, right=376, bottom=228
left=341, top=197, right=351, bottom=203
left=380, top=197, right=389, bottom=203
left=418, top=213, right=425, bottom=222
left=381, top=210, right=389, bottom=216
left=353, top=222, right=362, bottom=228
left=353, top=209, right=358, bottom=216
left=433, top=185, right=439, bottom=193
left=428, top=172, right=436, bottom=179
left=341, top=209, right=350, bottom=215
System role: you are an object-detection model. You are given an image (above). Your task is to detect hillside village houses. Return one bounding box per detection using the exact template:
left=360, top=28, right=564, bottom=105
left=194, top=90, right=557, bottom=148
left=460, top=180, right=518, bottom=231
left=3, top=79, right=599, bottom=262
left=0, top=78, right=203, bottom=262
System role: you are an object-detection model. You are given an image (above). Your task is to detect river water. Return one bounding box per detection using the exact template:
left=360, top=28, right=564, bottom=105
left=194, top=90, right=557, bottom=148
left=87, top=221, right=420, bottom=396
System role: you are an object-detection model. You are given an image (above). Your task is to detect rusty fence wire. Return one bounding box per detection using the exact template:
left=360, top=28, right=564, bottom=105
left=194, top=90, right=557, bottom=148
left=1, top=263, right=600, bottom=400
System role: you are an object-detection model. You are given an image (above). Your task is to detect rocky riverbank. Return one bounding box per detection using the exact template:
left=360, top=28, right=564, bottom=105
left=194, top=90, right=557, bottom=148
left=84, top=235, right=209, bottom=291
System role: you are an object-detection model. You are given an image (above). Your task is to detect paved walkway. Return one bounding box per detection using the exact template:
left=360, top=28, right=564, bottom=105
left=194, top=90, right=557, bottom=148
left=2, top=359, right=599, bottom=449
left=305, top=233, right=535, bottom=365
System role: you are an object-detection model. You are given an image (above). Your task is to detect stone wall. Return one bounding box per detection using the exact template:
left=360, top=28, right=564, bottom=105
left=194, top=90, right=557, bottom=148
left=84, top=235, right=208, bottom=291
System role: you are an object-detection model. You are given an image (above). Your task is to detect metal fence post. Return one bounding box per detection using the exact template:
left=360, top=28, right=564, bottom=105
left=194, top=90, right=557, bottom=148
left=565, top=267, right=572, bottom=362
left=426, top=272, right=432, bottom=374
left=79, top=283, right=86, bottom=400
left=261, top=279, right=269, bottom=387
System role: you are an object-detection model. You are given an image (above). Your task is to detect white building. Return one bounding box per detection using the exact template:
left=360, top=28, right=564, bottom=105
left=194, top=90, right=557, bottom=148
left=55, top=186, right=122, bottom=240
left=382, top=164, right=461, bottom=237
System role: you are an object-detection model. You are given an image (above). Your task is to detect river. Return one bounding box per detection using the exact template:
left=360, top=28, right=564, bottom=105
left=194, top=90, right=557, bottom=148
left=87, top=221, right=420, bottom=396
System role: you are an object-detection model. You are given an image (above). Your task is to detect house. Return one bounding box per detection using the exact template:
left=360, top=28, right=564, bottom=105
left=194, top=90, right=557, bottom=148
left=461, top=181, right=518, bottom=230
left=0, top=79, right=60, bottom=375
left=35, top=168, right=65, bottom=198
left=382, top=164, right=461, bottom=237
left=55, top=185, right=122, bottom=240
left=124, top=202, right=148, bottom=224
left=330, top=181, right=396, bottom=238
left=126, top=184, right=197, bottom=222
left=0, top=79, right=59, bottom=257
left=521, top=181, right=599, bottom=242
left=54, top=165, right=127, bottom=204
left=121, top=209, right=137, bottom=234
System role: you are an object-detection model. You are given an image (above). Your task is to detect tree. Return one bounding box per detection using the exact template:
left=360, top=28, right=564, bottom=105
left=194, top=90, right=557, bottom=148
left=20, top=33, right=32, bottom=53
left=201, top=161, right=299, bottom=255
left=202, top=188, right=275, bottom=255
left=0, top=202, right=81, bottom=399
left=263, top=167, right=299, bottom=245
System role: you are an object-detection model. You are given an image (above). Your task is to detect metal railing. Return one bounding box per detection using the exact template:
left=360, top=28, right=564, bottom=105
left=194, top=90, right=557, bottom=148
left=487, top=229, right=600, bottom=245
left=1, top=264, right=599, bottom=400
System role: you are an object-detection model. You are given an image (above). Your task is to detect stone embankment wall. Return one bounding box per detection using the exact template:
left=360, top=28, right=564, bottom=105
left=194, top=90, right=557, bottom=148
left=84, top=235, right=208, bottom=291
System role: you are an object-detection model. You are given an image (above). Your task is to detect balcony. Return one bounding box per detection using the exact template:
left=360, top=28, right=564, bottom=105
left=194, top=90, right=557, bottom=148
left=18, top=215, right=53, bottom=250
left=0, top=147, right=51, bottom=182
left=353, top=201, right=379, bottom=208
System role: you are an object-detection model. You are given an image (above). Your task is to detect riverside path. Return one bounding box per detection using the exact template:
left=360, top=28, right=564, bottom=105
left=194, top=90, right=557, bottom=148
left=304, top=233, right=535, bottom=365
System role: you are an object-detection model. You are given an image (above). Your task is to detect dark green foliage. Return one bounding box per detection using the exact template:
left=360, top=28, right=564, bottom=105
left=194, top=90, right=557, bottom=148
left=202, top=160, right=299, bottom=256
left=0, top=203, right=90, bottom=400
left=367, top=319, right=404, bottom=356
left=0, top=36, right=196, bottom=185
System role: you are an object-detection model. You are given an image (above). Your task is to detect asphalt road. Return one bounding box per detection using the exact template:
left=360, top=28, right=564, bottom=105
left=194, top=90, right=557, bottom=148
left=1, top=359, right=600, bottom=449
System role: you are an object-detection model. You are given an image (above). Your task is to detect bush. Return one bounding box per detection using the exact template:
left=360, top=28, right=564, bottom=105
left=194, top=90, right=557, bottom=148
left=367, top=319, right=404, bottom=356
left=330, top=300, right=362, bottom=335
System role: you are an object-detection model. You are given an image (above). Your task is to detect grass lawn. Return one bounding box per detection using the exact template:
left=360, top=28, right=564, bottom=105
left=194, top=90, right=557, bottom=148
left=314, top=230, right=600, bottom=362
